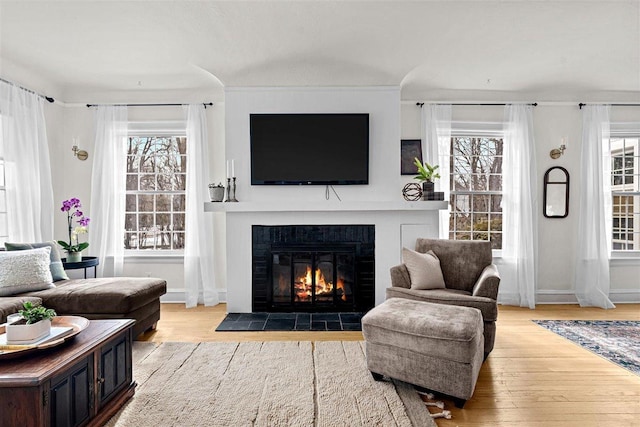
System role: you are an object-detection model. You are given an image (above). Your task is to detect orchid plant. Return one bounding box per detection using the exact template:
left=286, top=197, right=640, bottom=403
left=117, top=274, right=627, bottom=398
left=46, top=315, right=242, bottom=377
left=57, top=198, right=91, bottom=253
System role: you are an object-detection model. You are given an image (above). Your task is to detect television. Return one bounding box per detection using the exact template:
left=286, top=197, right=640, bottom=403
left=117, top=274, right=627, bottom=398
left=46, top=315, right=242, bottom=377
left=250, top=113, right=369, bottom=185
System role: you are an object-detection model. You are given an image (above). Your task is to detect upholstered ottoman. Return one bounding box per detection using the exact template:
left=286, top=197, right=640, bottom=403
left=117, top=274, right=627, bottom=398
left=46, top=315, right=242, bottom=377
left=361, top=297, right=484, bottom=407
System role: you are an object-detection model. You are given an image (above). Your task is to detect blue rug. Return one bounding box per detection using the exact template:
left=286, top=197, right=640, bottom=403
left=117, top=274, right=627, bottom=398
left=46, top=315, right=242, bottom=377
left=533, top=320, right=640, bottom=375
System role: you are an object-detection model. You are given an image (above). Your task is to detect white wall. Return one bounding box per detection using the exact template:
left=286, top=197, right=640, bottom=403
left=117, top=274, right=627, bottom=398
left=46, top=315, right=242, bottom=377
left=401, top=103, right=640, bottom=303
left=225, top=87, right=402, bottom=203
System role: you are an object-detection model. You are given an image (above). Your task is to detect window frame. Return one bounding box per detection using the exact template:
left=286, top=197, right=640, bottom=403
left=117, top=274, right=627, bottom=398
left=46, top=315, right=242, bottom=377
left=124, top=122, right=187, bottom=257
left=608, top=130, right=640, bottom=257
left=449, top=122, right=505, bottom=255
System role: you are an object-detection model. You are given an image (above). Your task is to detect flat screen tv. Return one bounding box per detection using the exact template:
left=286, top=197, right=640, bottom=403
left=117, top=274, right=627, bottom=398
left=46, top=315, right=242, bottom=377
left=250, top=113, right=369, bottom=185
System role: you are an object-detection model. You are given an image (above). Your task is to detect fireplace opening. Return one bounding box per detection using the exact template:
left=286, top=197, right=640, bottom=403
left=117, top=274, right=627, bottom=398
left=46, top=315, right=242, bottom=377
left=252, top=225, right=375, bottom=313
left=272, top=247, right=355, bottom=309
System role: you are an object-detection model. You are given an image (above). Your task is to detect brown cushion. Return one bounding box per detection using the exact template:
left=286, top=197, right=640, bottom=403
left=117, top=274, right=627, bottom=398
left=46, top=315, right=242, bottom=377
left=0, top=296, right=43, bottom=323
left=22, top=277, right=167, bottom=315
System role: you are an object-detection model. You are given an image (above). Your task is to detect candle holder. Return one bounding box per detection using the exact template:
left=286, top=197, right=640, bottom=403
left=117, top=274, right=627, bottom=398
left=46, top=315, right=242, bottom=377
left=227, top=177, right=239, bottom=202
left=224, top=178, right=232, bottom=202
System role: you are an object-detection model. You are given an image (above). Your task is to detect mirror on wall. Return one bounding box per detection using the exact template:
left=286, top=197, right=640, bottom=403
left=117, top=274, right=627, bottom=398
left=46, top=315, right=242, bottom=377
left=543, top=166, right=570, bottom=218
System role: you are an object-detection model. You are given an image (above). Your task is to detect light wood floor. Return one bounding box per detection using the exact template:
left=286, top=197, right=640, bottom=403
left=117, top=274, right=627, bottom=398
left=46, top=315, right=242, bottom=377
left=139, top=303, right=640, bottom=427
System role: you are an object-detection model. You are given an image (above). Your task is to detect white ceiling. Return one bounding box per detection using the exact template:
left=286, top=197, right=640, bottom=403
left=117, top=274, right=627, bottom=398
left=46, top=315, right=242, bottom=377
left=1, top=1, right=639, bottom=103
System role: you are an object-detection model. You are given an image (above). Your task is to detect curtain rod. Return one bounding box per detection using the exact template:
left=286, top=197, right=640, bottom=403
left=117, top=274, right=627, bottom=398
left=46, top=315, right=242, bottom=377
left=416, top=102, right=537, bottom=107
left=578, top=103, right=640, bottom=109
left=86, top=102, right=214, bottom=108
left=0, top=78, right=55, bottom=103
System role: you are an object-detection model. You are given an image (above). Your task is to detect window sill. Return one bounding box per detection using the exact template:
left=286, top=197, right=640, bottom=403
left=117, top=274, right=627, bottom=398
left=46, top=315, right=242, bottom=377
left=124, top=251, right=184, bottom=263
left=610, top=251, right=640, bottom=266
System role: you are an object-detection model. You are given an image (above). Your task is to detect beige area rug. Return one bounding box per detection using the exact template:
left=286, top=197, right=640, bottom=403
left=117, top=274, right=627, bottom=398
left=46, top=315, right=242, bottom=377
left=106, top=341, right=435, bottom=427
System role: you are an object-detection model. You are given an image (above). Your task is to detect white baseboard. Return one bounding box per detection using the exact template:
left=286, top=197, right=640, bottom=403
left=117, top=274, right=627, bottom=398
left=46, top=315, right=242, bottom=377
left=160, top=289, right=228, bottom=304
left=535, top=289, right=640, bottom=304
left=159, top=288, right=638, bottom=305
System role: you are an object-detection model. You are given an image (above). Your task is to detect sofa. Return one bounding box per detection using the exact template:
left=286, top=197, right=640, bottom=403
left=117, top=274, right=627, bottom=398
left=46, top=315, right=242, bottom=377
left=0, top=244, right=166, bottom=338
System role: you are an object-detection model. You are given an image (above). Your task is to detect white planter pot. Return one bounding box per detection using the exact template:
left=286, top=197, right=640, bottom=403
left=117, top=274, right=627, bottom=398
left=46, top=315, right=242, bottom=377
left=6, top=319, right=52, bottom=344
left=66, top=251, right=82, bottom=263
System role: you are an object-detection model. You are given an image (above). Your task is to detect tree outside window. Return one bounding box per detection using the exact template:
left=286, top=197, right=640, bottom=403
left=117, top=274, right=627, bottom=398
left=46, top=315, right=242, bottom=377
left=125, top=136, right=186, bottom=250
left=449, top=136, right=503, bottom=249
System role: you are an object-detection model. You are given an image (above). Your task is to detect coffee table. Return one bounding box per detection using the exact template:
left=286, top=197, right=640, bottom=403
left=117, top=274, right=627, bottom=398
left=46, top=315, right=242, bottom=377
left=0, top=318, right=135, bottom=427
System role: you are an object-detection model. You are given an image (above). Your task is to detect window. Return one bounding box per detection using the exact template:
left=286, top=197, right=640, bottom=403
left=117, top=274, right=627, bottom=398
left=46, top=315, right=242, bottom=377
left=449, top=136, right=503, bottom=249
left=124, top=136, right=186, bottom=251
left=610, top=138, right=639, bottom=251
left=0, top=120, right=7, bottom=246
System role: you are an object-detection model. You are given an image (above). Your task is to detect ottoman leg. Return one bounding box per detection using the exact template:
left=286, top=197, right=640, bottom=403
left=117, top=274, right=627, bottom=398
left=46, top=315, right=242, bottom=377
left=453, top=397, right=467, bottom=409
left=370, top=371, right=384, bottom=381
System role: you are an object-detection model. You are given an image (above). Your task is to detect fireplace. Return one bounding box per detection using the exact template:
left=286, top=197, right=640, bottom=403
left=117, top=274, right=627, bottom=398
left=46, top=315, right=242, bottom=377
left=252, top=225, right=375, bottom=312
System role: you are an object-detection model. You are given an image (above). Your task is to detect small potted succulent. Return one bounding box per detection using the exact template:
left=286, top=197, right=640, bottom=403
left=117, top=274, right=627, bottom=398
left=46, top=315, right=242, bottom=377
left=6, top=302, right=57, bottom=344
left=413, top=157, right=441, bottom=193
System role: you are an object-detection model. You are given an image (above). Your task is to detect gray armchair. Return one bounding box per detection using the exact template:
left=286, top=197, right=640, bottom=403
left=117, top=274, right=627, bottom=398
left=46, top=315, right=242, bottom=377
left=387, top=238, right=500, bottom=358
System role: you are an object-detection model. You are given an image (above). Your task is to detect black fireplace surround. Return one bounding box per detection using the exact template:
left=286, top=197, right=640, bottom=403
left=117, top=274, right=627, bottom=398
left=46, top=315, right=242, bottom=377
left=252, top=225, right=375, bottom=313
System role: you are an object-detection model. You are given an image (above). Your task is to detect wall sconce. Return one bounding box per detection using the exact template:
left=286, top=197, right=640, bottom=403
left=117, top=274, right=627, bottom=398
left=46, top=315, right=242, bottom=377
left=549, top=137, right=567, bottom=159
left=72, top=138, right=88, bottom=161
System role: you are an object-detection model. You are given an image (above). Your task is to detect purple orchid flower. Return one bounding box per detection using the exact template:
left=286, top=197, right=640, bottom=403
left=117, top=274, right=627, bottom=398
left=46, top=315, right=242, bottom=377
left=58, top=198, right=90, bottom=254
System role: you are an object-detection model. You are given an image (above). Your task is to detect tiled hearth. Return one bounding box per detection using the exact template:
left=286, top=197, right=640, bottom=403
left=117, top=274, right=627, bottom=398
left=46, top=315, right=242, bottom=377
left=216, top=312, right=364, bottom=331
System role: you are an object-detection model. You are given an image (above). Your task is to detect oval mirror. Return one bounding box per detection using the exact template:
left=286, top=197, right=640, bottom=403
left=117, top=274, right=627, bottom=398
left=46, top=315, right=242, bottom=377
left=543, top=166, right=569, bottom=218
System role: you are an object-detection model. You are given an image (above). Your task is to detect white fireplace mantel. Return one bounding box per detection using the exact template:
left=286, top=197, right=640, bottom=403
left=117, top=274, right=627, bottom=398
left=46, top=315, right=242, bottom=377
left=207, top=200, right=448, bottom=312
left=204, top=200, right=447, bottom=213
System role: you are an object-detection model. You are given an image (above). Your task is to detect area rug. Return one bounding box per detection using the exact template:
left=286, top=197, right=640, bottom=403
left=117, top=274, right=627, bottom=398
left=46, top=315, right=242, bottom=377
left=534, top=320, right=640, bottom=375
left=106, top=341, right=435, bottom=427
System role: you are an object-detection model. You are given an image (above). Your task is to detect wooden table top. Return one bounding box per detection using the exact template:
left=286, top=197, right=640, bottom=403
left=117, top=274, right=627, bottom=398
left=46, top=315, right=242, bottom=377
left=0, top=319, right=135, bottom=387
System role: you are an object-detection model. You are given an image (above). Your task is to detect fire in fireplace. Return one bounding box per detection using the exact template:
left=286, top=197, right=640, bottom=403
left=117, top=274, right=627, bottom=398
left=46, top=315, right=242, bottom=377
left=272, top=250, right=354, bottom=307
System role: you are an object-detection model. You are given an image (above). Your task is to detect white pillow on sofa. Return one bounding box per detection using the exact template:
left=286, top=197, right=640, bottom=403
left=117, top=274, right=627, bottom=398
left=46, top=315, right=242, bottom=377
left=402, top=247, right=446, bottom=290
left=0, top=247, right=55, bottom=296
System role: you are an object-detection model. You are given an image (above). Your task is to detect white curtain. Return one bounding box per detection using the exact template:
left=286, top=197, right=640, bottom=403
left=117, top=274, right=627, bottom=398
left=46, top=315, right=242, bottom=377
left=89, top=106, right=128, bottom=277
left=184, top=104, right=217, bottom=308
left=421, top=104, right=452, bottom=238
left=574, top=105, right=615, bottom=309
left=501, top=104, right=538, bottom=308
left=0, top=81, right=54, bottom=242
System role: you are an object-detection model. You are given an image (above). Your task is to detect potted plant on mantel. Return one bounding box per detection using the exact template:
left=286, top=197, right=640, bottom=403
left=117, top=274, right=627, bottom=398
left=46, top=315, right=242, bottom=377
left=57, top=197, right=90, bottom=263
left=413, top=157, right=441, bottom=193
left=6, top=302, right=57, bottom=344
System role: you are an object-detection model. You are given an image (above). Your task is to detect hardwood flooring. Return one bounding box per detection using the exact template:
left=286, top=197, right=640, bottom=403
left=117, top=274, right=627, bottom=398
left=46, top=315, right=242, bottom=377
left=139, top=303, right=640, bottom=427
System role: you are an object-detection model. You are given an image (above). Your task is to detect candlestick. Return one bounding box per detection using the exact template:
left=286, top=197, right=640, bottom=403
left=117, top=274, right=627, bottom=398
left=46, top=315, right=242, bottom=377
left=229, top=177, right=239, bottom=202
left=224, top=178, right=231, bottom=202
